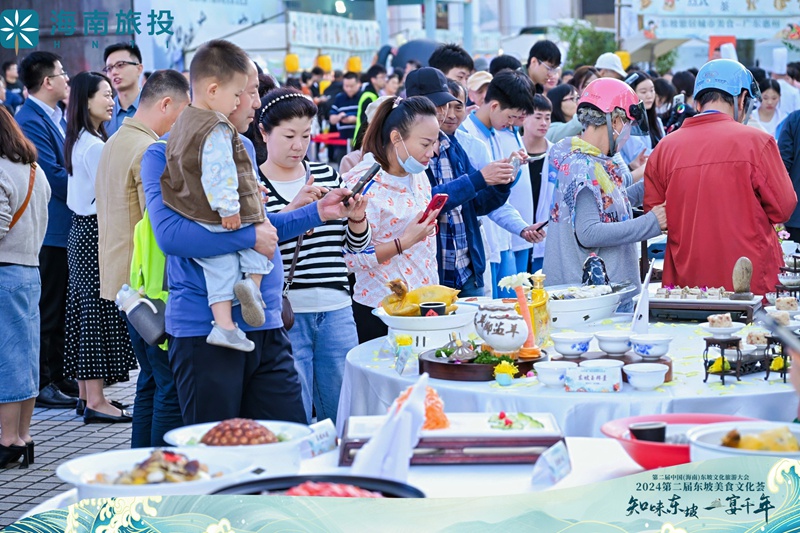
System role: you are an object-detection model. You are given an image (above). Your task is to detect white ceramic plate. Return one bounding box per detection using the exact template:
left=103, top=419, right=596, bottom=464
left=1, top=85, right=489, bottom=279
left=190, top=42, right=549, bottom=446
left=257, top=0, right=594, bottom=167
left=710, top=343, right=757, bottom=357
left=699, top=321, right=746, bottom=338
left=372, top=305, right=477, bottom=331
left=687, top=421, right=800, bottom=462
left=163, top=420, right=312, bottom=477
left=57, top=447, right=255, bottom=500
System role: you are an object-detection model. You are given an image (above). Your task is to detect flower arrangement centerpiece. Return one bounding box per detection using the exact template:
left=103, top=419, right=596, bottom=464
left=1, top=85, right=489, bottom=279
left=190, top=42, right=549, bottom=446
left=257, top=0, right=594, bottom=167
left=498, top=273, right=540, bottom=357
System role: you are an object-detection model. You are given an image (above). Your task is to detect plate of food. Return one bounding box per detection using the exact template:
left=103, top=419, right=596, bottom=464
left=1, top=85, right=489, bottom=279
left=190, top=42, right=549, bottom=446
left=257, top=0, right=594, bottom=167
left=164, top=419, right=312, bottom=477
left=547, top=283, right=635, bottom=328
left=601, top=414, right=756, bottom=470
left=687, top=421, right=800, bottom=461
left=699, top=313, right=746, bottom=338
left=373, top=305, right=477, bottom=331
left=212, top=474, right=425, bottom=498
left=56, top=447, right=254, bottom=500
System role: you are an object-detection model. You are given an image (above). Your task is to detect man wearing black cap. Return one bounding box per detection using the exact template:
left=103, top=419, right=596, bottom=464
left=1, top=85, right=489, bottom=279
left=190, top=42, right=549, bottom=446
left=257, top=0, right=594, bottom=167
left=405, top=67, right=519, bottom=297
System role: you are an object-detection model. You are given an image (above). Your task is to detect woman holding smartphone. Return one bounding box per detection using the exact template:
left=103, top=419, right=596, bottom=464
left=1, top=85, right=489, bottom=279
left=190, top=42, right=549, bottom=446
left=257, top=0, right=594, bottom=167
left=257, top=87, right=371, bottom=425
left=342, top=96, right=442, bottom=343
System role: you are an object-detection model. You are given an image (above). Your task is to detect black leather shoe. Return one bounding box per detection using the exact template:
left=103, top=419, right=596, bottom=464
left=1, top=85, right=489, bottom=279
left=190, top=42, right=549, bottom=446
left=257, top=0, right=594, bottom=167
left=35, top=384, right=78, bottom=409
left=55, top=378, right=79, bottom=398
left=84, top=407, right=133, bottom=424
left=77, top=399, right=129, bottom=416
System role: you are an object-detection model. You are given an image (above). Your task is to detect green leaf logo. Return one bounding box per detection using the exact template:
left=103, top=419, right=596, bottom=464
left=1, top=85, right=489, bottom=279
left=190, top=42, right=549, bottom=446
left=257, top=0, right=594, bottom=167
left=1, top=10, right=39, bottom=55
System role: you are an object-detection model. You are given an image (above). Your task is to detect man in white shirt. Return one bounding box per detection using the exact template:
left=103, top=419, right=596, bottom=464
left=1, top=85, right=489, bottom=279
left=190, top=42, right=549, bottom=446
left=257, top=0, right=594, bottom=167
left=15, top=51, right=76, bottom=408
left=773, top=47, right=800, bottom=116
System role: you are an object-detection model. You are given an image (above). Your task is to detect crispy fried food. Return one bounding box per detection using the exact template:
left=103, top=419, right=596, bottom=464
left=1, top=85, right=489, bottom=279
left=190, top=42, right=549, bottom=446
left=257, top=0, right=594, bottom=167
left=380, top=279, right=460, bottom=316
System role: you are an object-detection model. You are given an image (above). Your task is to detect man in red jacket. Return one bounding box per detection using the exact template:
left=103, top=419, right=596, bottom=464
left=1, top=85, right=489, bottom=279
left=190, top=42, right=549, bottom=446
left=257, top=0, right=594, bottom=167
left=644, top=59, right=797, bottom=298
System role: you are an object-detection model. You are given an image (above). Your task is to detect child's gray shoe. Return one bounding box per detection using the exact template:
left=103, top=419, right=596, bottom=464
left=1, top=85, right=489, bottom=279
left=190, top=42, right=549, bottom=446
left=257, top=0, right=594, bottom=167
left=234, top=276, right=266, bottom=327
left=207, top=322, right=255, bottom=352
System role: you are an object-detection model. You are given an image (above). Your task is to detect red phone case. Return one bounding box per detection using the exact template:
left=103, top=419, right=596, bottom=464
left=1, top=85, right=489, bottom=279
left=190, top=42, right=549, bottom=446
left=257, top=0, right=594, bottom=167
left=421, top=194, right=448, bottom=223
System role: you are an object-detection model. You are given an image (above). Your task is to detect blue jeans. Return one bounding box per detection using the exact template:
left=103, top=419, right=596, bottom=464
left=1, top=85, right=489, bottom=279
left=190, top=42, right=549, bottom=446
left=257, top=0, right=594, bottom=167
left=458, top=273, right=484, bottom=298
left=288, top=306, right=357, bottom=424
left=126, top=316, right=183, bottom=448
left=531, top=257, right=544, bottom=274
left=491, top=250, right=518, bottom=298
left=0, top=265, right=40, bottom=403
left=514, top=249, right=531, bottom=274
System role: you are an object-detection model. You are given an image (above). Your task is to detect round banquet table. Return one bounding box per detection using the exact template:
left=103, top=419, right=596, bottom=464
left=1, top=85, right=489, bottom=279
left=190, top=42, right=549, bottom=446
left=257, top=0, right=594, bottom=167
left=336, top=318, right=799, bottom=437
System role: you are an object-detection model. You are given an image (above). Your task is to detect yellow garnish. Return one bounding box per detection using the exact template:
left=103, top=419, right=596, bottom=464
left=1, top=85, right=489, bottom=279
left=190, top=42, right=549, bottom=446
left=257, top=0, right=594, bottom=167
left=770, top=357, right=786, bottom=371
left=395, top=334, right=413, bottom=347
left=494, top=360, right=519, bottom=378
left=709, top=356, right=731, bottom=373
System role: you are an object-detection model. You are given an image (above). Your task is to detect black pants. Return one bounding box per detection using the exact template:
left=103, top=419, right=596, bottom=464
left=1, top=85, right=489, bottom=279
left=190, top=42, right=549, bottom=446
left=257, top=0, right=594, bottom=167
left=38, top=245, right=68, bottom=389
left=168, top=328, right=305, bottom=425
left=352, top=300, right=387, bottom=344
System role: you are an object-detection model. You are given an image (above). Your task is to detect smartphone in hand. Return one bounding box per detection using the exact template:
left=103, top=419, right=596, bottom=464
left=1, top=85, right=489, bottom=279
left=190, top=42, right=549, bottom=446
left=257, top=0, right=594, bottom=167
left=344, top=163, right=381, bottom=205
left=420, top=193, right=448, bottom=223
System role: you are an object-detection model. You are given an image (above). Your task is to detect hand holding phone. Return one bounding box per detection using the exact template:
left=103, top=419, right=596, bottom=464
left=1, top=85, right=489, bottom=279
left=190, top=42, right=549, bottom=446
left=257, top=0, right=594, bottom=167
left=419, top=193, right=448, bottom=224
left=344, top=163, right=381, bottom=205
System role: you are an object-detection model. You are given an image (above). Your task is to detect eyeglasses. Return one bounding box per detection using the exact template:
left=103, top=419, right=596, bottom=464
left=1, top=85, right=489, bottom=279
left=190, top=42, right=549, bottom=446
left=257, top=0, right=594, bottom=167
left=102, top=61, right=140, bottom=74
left=46, top=70, right=68, bottom=79
left=563, top=95, right=580, bottom=103
left=541, top=62, right=560, bottom=75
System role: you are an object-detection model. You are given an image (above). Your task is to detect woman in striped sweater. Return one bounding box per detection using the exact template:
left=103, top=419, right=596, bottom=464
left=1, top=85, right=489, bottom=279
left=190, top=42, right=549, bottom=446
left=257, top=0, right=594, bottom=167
left=256, top=88, right=371, bottom=425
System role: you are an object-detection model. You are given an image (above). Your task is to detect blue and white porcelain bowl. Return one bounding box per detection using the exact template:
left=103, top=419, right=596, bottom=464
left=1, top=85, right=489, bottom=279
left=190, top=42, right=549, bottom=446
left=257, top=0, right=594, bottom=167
left=623, top=363, right=669, bottom=391
left=594, top=330, right=632, bottom=356
left=630, top=334, right=672, bottom=359
left=550, top=332, right=593, bottom=357
left=534, top=360, right=578, bottom=387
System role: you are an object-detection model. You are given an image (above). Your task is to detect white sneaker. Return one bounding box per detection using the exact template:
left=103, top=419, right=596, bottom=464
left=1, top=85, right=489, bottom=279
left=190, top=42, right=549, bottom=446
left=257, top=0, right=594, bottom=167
left=234, top=276, right=266, bottom=327
left=206, top=322, right=255, bottom=352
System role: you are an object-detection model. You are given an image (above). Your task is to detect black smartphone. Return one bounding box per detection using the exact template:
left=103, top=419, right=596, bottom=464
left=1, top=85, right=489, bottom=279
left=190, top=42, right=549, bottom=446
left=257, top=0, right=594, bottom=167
left=345, top=163, right=381, bottom=204
left=538, top=220, right=549, bottom=229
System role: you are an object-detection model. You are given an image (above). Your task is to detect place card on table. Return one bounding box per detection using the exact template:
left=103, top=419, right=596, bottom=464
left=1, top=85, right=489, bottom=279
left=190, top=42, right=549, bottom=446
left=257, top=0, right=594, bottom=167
left=564, top=367, right=621, bottom=393
left=531, top=440, right=572, bottom=489
left=300, top=418, right=338, bottom=458
left=395, top=345, right=413, bottom=375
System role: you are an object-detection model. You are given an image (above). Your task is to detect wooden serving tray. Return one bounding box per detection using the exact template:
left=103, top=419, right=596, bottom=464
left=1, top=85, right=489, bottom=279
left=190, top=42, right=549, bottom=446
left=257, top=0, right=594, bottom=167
left=339, top=413, right=564, bottom=466
left=418, top=349, right=545, bottom=381
left=646, top=295, right=762, bottom=323
left=550, top=351, right=673, bottom=383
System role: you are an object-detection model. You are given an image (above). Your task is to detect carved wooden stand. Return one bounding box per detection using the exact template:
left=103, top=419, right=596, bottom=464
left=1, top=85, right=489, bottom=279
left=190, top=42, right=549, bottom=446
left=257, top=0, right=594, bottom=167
left=703, top=337, right=744, bottom=385
left=764, top=335, right=789, bottom=383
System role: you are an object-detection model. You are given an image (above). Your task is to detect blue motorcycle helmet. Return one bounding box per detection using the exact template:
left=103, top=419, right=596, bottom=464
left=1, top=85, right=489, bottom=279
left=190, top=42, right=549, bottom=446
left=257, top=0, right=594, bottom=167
left=693, top=59, right=761, bottom=124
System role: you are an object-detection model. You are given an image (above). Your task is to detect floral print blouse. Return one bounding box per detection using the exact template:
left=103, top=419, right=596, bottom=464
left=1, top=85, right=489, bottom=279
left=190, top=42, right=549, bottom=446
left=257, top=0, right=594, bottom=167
left=342, top=153, right=438, bottom=308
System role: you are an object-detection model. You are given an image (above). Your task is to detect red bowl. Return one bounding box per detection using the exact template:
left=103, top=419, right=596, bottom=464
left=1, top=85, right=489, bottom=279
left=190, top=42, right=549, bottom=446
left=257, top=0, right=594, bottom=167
left=601, top=413, right=756, bottom=470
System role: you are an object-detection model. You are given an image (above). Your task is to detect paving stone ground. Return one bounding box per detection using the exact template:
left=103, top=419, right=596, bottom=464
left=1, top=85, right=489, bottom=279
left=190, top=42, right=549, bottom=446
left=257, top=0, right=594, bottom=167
left=0, top=373, right=137, bottom=529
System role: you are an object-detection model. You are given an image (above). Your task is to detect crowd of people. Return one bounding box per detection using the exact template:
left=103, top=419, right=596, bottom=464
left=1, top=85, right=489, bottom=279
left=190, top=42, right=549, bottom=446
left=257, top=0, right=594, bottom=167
left=2, top=35, right=800, bottom=469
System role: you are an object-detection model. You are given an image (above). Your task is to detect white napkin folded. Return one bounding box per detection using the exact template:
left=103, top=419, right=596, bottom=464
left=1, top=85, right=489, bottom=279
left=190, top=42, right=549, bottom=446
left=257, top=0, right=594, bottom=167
left=351, top=373, right=428, bottom=483
left=632, top=259, right=654, bottom=334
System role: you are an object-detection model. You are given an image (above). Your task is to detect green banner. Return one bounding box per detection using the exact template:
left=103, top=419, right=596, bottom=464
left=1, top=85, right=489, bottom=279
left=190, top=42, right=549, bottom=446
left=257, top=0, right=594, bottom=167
left=7, top=457, right=800, bottom=532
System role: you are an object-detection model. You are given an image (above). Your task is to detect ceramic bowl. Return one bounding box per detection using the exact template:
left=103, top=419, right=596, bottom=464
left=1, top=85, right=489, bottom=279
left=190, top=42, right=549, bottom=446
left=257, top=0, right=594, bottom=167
left=622, top=363, right=669, bottom=391
left=778, top=272, right=800, bottom=287
left=550, top=332, right=593, bottom=357
left=601, top=414, right=757, bottom=470
left=534, top=360, right=578, bottom=387
left=579, top=358, right=624, bottom=369
left=765, top=292, right=778, bottom=305
left=629, top=334, right=672, bottom=359
left=594, top=330, right=632, bottom=355
left=687, top=421, right=800, bottom=462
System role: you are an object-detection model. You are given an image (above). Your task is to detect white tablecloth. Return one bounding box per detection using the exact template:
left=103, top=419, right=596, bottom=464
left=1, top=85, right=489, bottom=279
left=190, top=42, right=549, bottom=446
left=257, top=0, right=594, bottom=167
left=24, top=437, right=643, bottom=517
left=337, top=319, right=799, bottom=437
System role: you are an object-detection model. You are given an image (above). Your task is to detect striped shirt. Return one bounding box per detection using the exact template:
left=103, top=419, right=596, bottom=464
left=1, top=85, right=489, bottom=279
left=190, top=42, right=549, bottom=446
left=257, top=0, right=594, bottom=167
left=329, top=91, right=361, bottom=140
left=259, top=161, right=371, bottom=313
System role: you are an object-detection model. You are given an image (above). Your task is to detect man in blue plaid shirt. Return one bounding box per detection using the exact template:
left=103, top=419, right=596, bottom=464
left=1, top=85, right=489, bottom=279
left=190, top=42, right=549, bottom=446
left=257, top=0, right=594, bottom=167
left=405, top=66, right=520, bottom=297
